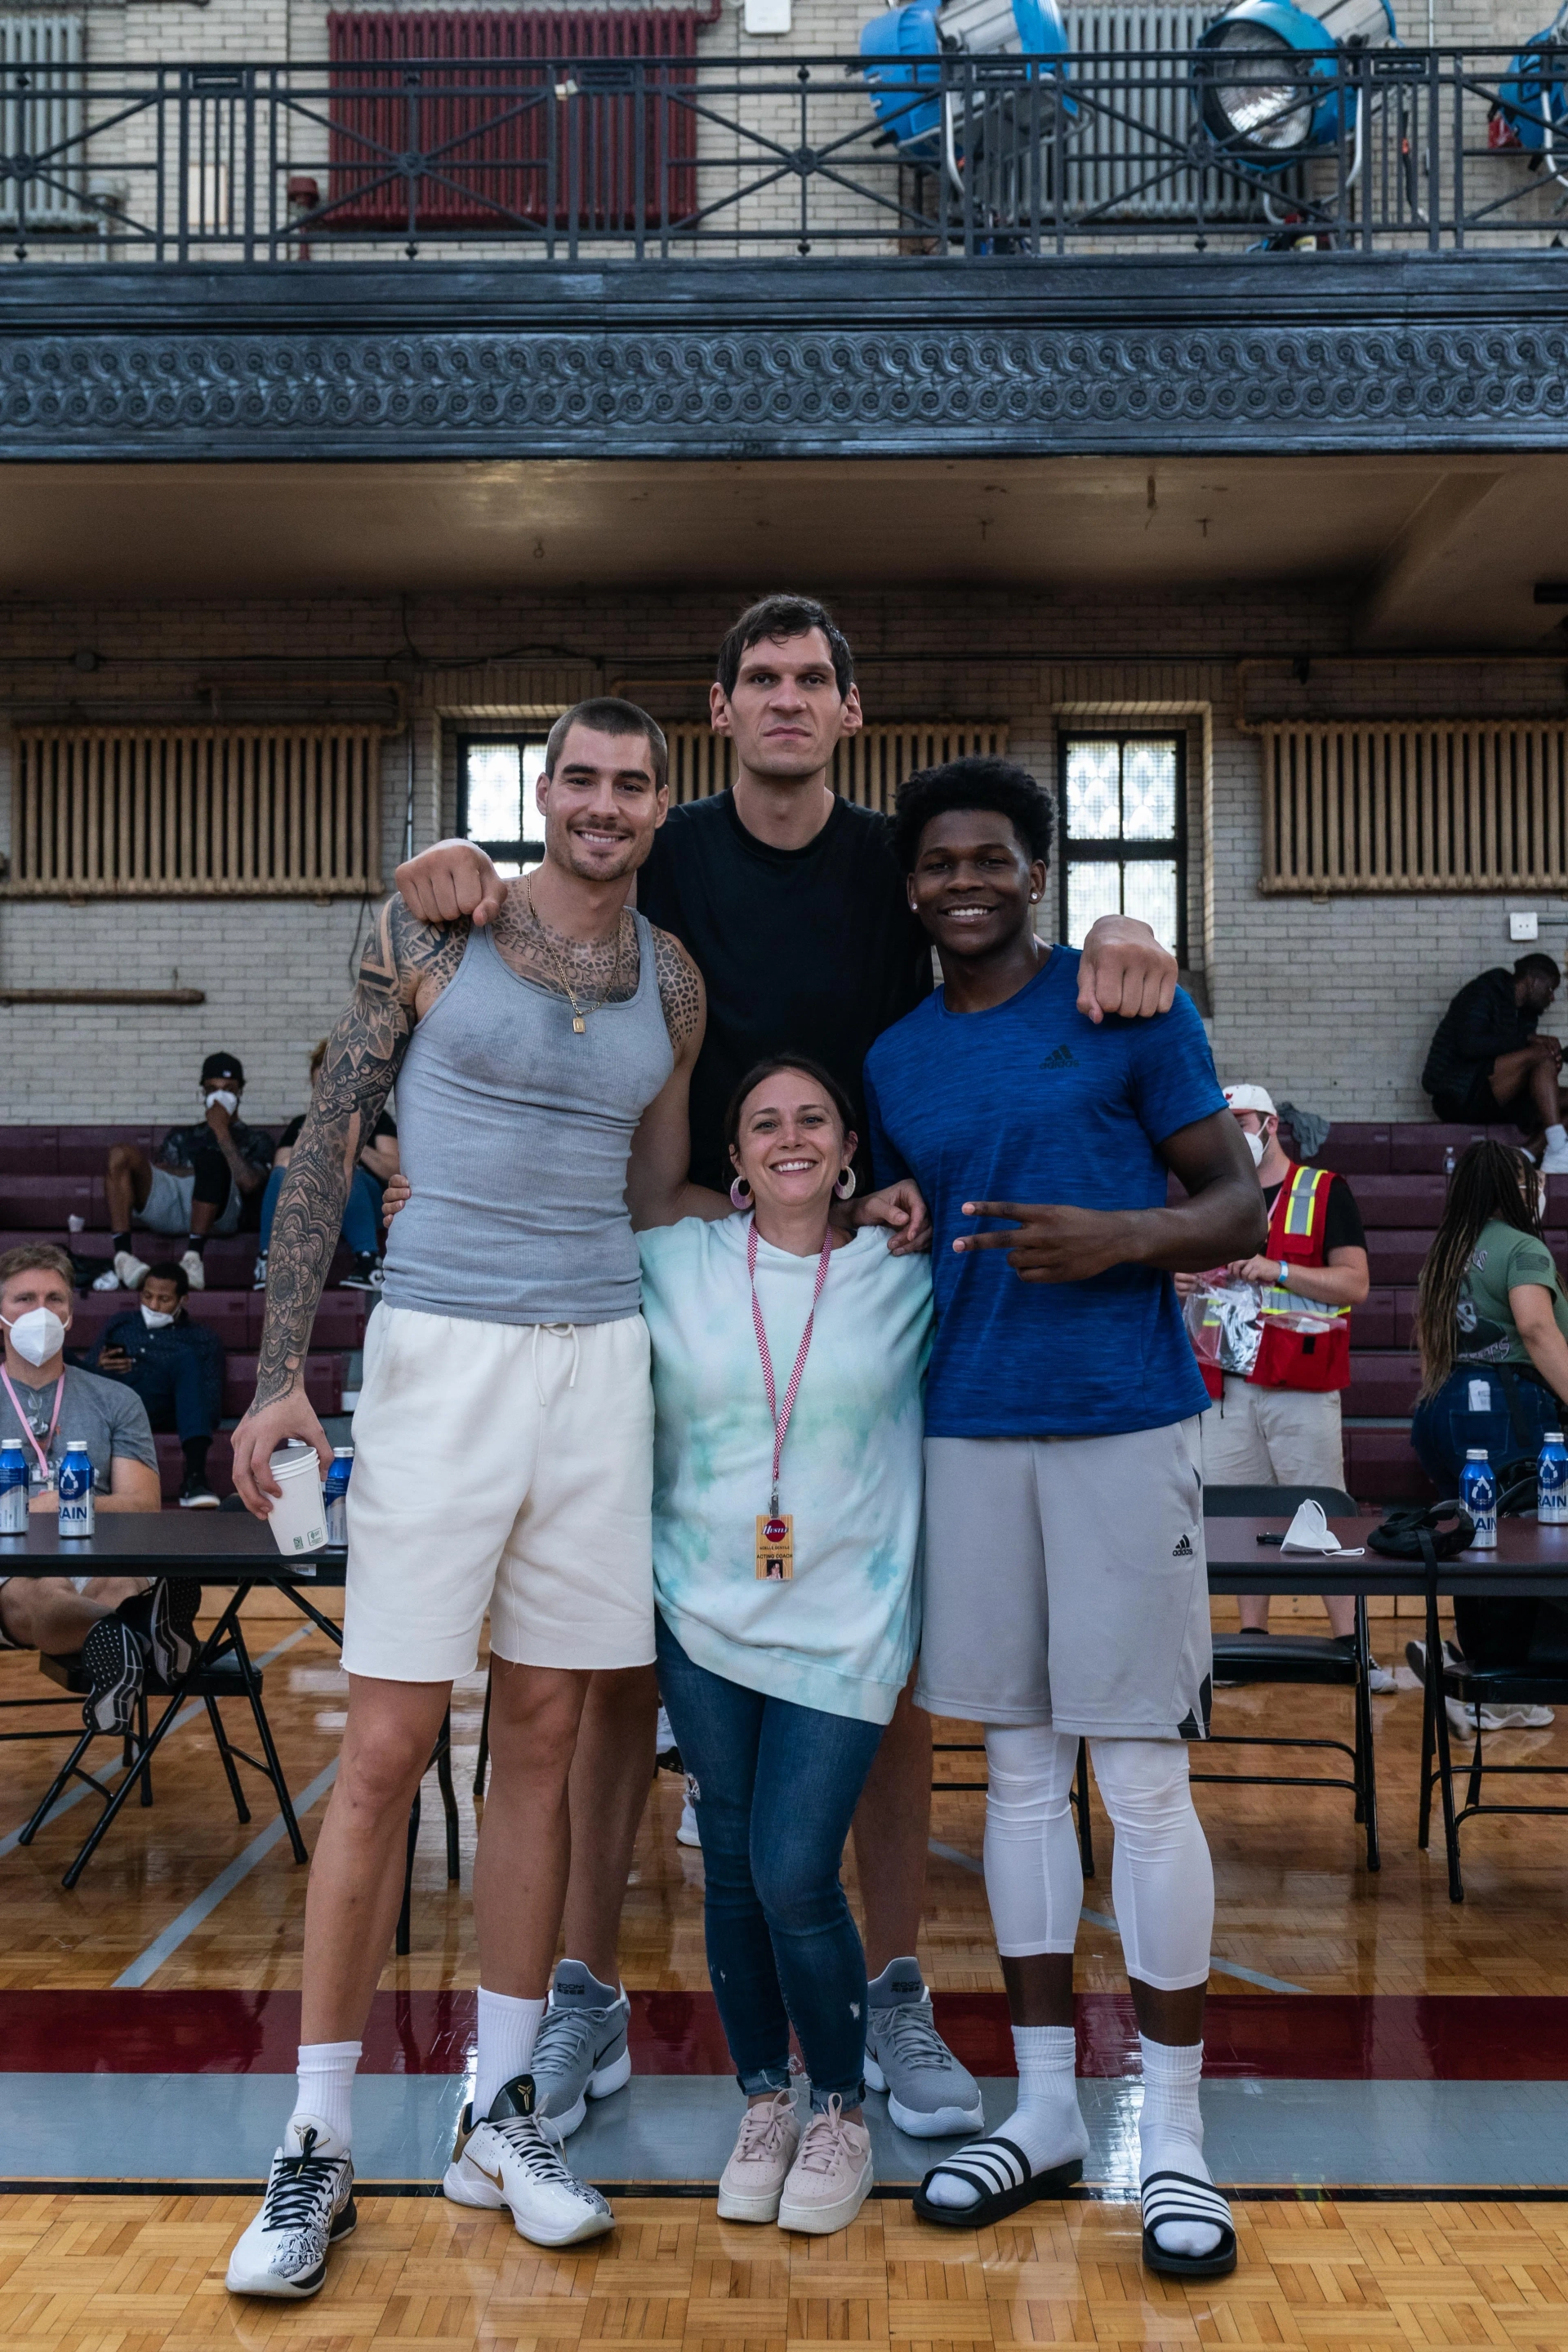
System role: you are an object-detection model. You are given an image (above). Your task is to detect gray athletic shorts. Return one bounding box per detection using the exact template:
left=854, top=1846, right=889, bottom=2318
left=916, top=1418, right=1211, bottom=1740
left=139, top=1164, right=241, bottom=1237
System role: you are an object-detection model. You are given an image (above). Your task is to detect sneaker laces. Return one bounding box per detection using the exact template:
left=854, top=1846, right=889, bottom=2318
left=490, top=2107, right=581, bottom=2186
left=795, top=2096, right=854, bottom=2176
left=532, top=2004, right=598, bottom=2077
left=734, top=2093, right=795, bottom=2162
left=261, top=2129, right=343, bottom=2230
left=873, top=1995, right=960, bottom=2075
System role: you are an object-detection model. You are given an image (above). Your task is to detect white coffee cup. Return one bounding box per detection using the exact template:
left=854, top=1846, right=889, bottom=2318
left=266, top=1445, right=327, bottom=1559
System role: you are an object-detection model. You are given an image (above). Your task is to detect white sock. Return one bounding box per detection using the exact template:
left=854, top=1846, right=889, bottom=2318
left=924, top=2024, right=1088, bottom=2210
left=473, top=1988, right=546, bottom=2120
left=1138, top=2035, right=1222, bottom=2258
left=290, top=2040, right=360, bottom=2151
left=1548, top=1125, right=1567, bottom=1152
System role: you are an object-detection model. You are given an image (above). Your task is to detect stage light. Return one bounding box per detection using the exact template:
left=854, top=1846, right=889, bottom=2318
left=859, top=0, right=1068, bottom=158
left=1494, top=20, right=1568, bottom=156
left=1196, top=0, right=1396, bottom=163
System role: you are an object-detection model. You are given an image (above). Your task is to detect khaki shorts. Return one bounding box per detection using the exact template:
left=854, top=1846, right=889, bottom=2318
left=916, top=1419, right=1210, bottom=1740
left=1200, top=1379, right=1346, bottom=1493
left=342, top=1304, right=655, bottom=1682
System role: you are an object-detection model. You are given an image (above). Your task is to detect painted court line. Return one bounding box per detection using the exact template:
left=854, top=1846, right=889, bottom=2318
left=929, top=1839, right=1307, bottom=1995
left=0, top=1624, right=313, bottom=1860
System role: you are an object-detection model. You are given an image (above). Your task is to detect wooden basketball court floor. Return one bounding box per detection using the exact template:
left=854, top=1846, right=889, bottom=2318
left=4, top=1597, right=1568, bottom=2349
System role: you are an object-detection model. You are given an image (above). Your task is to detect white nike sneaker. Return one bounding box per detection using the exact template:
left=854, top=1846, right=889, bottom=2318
left=180, top=1248, right=206, bottom=1291
left=225, top=2117, right=356, bottom=2299
left=443, top=2072, right=613, bottom=2246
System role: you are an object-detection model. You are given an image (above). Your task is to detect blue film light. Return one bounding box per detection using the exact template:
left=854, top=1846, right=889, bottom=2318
left=859, top=0, right=1069, bottom=158
left=1196, top=0, right=1396, bottom=163
left=1495, top=24, right=1568, bottom=154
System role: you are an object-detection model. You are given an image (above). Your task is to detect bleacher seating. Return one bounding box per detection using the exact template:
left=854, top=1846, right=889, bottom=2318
left=0, top=1125, right=371, bottom=1504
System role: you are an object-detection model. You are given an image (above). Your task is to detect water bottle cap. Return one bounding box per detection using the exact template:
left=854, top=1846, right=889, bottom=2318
left=0, top=1439, right=20, bottom=1450
left=1465, top=1449, right=1490, bottom=1461
left=64, top=1438, right=89, bottom=1450
left=1549, top=1433, right=1566, bottom=1446
left=332, top=1446, right=354, bottom=1457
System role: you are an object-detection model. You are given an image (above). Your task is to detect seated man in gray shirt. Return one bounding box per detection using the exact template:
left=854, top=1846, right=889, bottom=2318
left=0, top=1245, right=195, bottom=1735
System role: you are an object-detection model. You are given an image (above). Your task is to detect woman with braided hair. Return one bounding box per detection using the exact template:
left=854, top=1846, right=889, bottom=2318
left=1412, top=1138, right=1568, bottom=1685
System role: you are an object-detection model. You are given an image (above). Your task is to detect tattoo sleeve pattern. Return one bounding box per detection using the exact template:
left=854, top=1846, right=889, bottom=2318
left=651, top=925, right=703, bottom=1051
left=247, top=901, right=465, bottom=1412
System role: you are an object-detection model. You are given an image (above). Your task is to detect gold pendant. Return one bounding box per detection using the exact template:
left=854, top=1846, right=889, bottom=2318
left=572, top=1014, right=586, bottom=1034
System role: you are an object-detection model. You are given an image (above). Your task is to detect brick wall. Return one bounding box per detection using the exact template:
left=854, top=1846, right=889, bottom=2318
left=1, top=584, right=1561, bottom=1125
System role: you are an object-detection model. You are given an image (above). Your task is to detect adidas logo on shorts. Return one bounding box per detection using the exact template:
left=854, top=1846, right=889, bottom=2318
left=1171, top=1533, right=1195, bottom=1557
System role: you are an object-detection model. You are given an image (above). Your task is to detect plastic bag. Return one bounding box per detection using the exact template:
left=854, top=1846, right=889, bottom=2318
left=1183, top=1277, right=1263, bottom=1378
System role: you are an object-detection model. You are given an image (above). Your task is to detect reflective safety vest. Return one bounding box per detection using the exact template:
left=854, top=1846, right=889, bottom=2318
left=1198, top=1162, right=1352, bottom=1400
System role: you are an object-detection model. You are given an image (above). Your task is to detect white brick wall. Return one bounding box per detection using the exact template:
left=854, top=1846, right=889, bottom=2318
left=0, top=585, right=1560, bottom=1128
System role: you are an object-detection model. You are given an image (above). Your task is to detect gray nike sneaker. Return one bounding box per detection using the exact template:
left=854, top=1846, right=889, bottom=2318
left=862, top=1958, right=984, bottom=2139
left=529, top=1961, right=633, bottom=2137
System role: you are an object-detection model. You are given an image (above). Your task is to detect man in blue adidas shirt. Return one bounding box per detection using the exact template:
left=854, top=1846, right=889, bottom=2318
left=864, top=757, right=1263, bottom=2279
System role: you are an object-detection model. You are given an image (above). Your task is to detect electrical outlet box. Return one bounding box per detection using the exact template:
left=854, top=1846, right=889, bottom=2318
left=1511, top=911, right=1541, bottom=942
left=745, top=0, right=791, bottom=31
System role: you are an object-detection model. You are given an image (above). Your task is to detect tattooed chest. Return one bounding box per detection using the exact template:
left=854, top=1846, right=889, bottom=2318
left=490, top=898, right=641, bottom=1006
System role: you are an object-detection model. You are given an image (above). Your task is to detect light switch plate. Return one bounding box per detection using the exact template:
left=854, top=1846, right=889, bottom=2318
left=1511, top=911, right=1541, bottom=942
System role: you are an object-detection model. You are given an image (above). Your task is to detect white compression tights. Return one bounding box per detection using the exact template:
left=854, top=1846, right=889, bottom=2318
left=982, top=1723, right=1214, bottom=1988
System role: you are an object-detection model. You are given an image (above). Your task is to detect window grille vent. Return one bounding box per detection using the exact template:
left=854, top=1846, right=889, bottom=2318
left=6, top=726, right=385, bottom=897
left=0, top=15, right=84, bottom=228
left=1058, top=6, right=1265, bottom=222
left=1260, top=719, right=1568, bottom=894
left=665, top=723, right=1009, bottom=812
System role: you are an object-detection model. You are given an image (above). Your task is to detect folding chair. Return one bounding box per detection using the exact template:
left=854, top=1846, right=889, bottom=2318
left=1196, top=1483, right=1379, bottom=1870
left=1417, top=1636, right=1568, bottom=1904
left=931, top=1735, right=1094, bottom=1877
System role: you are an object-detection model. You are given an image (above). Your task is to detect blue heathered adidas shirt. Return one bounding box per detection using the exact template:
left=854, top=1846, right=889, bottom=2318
left=862, top=947, right=1225, bottom=1439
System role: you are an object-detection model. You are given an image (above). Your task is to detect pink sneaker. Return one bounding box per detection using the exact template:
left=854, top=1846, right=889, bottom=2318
left=777, top=2097, right=873, bottom=2235
left=717, top=2092, right=800, bottom=2223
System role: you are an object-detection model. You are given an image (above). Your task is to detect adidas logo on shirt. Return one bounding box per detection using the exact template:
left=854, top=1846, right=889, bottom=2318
left=1171, top=1533, right=1195, bottom=1557
left=1040, top=1045, right=1077, bottom=1069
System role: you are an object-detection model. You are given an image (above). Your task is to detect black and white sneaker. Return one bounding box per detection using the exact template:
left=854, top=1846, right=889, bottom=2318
left=444, top=2072, right=613, bottom=2245
left=252, top=1253, right=269, bottom=1291
left=79, top=1615, right=146, bottom=1735
left=225, top=2117, right=356, bottom=2298
left=178, top=1473, right=220, bottom=1511
left=340, top=1255, right=384, bottom=1293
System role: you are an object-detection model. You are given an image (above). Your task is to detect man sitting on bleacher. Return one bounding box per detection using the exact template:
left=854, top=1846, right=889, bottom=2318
left=89, top=1261, right=225, bottom=1510
left=0, top=1244, right=193, bottom=1737
left=92, top=1051, right=275, bottom=1295
left=1423, top=953, right=1568, bottom=1171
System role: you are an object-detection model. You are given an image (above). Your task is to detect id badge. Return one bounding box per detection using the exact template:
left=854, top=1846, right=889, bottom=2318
left=755, top=1512, right=794, bottom=1581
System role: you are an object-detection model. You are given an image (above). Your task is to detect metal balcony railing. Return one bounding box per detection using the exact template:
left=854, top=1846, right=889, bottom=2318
left=1, top=48, right=1566, bottom=262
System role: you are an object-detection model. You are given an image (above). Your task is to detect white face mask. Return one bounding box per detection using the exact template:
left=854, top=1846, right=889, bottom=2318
left=140, top=1305, right=176, bottom=1330
left=205, top=1089, right=239, bottom=1116
left=1245, top=1128, right=1267, bottom=1169
left=2, top=1307, right=67, bottom=1367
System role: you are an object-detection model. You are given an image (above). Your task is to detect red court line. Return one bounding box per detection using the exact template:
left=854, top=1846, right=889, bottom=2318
left=0, top=1990, right=1562, bottom=2078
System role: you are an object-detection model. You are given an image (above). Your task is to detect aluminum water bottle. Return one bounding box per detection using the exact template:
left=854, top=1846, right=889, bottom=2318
left=57, top=1441, right=94, bottom=1539
left=0, top=1440, right=28, bottom=1535
left=1540, top=1430, right=1568, bottom=1526
left=1461, top=1447, right=1497, bottom=1551
left=323, top=1446, right=353, bottom=1548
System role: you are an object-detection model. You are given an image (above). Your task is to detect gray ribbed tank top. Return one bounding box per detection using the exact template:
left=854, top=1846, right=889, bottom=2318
left=381, top=913, right=675, bottom=1325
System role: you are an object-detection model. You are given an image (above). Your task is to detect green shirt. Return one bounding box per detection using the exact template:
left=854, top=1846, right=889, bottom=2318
left=1455, top=1218, right=1568, bottom=1366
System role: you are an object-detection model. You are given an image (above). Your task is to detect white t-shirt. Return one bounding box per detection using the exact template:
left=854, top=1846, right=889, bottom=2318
left=638, top=1217, right=933, bottom=1726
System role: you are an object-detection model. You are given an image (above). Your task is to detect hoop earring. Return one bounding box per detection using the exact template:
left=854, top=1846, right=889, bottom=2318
left=729, top=1177, right=751, bottom=1209
left=834, top=1167, right=857, bottom=1200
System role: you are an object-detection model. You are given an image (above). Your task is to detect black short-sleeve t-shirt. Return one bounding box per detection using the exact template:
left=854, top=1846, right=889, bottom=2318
left=636, top=792, right=932, bottom=1192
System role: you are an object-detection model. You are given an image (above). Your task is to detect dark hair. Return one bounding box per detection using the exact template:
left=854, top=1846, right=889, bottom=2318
left=1515, top=951, right=1561, bottom=985
left=140, top=1259, right=190, bottom=1300
left=545, top=697, right=668, bottom=792
left=890, top=755, right=1056, bottom=874
left=201, top=1051, right=244, bottom=1085
left=715, top=595, right=855, bottom=701
left=1414, top=1139, right=1544, bottom=1400
left=723, top=1055, right=858, bottom=1164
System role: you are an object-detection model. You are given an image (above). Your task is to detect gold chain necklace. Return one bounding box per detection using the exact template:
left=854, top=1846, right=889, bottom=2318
left=525, top=875, right=628, bottom=1035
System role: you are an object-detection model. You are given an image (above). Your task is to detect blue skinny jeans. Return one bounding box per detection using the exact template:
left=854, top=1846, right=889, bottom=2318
left=655, top=1613, right=884, bottom=2109
left=260, top=1163, right=382, bottom=1258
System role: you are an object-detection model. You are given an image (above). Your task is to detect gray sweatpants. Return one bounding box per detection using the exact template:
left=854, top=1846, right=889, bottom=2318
left=915, top=1418, right=1211, bottom=1740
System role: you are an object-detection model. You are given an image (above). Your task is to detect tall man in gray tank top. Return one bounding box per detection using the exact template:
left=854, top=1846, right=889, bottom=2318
left=222, top=702, right=727, bottom=2294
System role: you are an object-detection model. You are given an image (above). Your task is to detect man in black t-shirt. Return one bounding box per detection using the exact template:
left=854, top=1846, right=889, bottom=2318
left=1423, top=954, right=1568, bottom=1168
left=394, top=594, right=1180, bottom=2136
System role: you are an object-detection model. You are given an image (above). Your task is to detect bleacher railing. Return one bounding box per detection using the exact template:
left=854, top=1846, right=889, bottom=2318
left=0, top=48, right=1564, bottom=261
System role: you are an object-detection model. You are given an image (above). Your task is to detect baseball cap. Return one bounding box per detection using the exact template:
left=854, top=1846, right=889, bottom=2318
left=1222, top=1083, right=1276, bottom=1116
left=201, top=1051, right=245, bottom=1086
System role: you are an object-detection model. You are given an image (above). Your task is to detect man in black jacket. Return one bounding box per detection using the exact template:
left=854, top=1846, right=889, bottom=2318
left=1422, top=952, right=1568, bottom=1168
left=91, top=1261, right=226, bottom=1507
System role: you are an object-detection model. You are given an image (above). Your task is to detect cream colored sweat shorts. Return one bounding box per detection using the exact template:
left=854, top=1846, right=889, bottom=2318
left=341, top=1303, right=655, bottom=1682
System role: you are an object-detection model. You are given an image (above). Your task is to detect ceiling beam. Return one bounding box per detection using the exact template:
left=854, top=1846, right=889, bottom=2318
left=1352, top=471, right=1507, bottom=646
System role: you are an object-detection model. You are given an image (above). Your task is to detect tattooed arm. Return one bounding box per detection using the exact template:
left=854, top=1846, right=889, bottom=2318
left=625, top=928, right=730, bottom=1232
left=229, top=900, right=465, bottom=1515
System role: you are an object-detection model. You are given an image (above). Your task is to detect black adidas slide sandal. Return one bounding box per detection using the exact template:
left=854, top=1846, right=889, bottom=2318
left=1140, top=2170, right=1237, bottom=2278
left=912, top=2135, right=1083, bottom=2228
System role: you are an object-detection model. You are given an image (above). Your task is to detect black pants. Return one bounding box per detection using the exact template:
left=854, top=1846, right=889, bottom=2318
left=1411, top=1363, right=1568, bottom=1668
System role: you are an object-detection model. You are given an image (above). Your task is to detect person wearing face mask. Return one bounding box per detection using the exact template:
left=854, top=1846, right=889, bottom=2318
left=92, top=1052, right=276, bottom=1295
left=90, top=1262, right=226, bottom=1508
left=0, top=1245, right=189, bottom=1740
left=1176, top=1085, right=1379, bottom=1671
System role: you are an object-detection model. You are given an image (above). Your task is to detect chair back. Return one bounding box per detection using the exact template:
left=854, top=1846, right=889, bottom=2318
left=1204, top=1482, right=1357, bottom=1517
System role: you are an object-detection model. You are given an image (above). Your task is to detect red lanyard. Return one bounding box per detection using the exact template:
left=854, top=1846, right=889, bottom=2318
left=747, top=1218, right=834, bottom=1517
left=1, top=1367, right=63, bottom=1486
